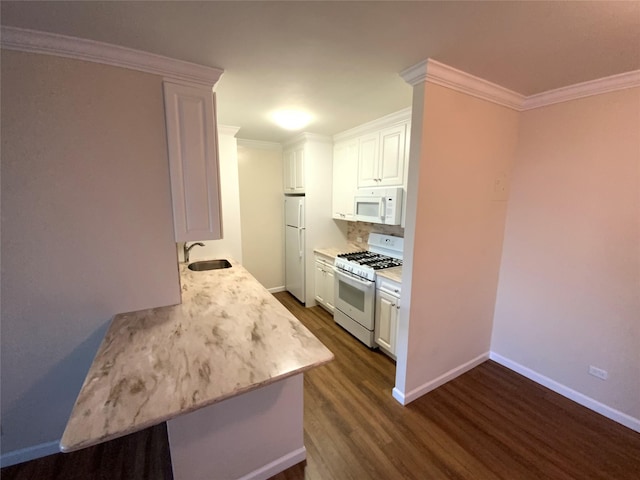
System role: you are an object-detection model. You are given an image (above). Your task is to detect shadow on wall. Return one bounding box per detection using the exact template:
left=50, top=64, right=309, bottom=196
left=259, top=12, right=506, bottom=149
left=1, top=320, right=111, bottom=455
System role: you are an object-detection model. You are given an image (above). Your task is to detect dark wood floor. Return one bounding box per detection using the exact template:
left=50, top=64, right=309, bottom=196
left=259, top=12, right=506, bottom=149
left=1, top=422, right=172, bottom=480
left=3, top=292, right=639, bottom=479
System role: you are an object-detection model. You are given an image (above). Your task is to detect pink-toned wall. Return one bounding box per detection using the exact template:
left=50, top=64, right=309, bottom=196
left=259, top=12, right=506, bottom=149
left=491, top=87, right=640, bottom=420
left=396, top=82, right=519, bottom=399
left=1, top=51, right=181, bottom=457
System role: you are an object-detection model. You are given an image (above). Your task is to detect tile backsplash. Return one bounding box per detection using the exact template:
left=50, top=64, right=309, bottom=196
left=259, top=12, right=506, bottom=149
left=347, top=222, right=404, bottom=249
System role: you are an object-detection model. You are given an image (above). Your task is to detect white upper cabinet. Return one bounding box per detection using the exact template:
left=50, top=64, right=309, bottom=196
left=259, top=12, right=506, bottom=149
left=284, top=145, right=305, bottom=193
left=332, top=139, right=358, bottom=220
left=357, top=133, right=379, bottom=187
left=163, top=81, right=222, bottom=242
left=358, top=123, right=407, bottom=188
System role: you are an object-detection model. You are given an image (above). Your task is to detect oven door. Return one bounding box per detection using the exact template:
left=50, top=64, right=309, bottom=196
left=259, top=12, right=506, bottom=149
left=334, top=268, right=376, bottom=329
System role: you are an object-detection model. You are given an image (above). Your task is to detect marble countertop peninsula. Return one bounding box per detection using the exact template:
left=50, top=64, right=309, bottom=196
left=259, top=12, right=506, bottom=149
left=60, top=260, right=334, bottom=452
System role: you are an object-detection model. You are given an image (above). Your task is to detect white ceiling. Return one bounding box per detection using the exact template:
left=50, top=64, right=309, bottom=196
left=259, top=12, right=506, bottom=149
left=2, top=1, right=639, bottom=142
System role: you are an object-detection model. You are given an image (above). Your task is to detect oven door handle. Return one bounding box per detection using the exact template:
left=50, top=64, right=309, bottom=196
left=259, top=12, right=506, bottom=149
left=334, top=267, right=375, bottom=288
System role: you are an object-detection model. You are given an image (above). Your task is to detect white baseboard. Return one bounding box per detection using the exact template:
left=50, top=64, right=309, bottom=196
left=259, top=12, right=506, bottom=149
left=392, top=387, right=406, bottom=404
left=268, top=286, right=286, bottom=293
left=489, top=352, right=640, bottom=433
left=393, top=352, right=490, bottom=405
left=0, top=439, right=60, bottom=468
left=237, top=446, right=306, bottom=480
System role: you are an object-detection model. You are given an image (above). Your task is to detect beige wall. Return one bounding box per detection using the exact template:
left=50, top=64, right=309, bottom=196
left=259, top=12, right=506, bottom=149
left=236, top=141, right=285, bottom=290
left=396, top=82, right=519, bottom=400
left=179, top=127, right=243, bottom=265
left=0, top=51, right=181, bottom=458
left=492, top=88, right=640, bottom=420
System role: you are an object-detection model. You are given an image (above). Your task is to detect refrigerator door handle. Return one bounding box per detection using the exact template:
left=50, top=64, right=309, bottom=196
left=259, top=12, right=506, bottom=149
left=298, top=202, right=303, bottom=229
left=298, top=228, right=303, bottom=258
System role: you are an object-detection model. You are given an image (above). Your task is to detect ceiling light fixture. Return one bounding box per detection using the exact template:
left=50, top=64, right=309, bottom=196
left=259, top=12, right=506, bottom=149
left=271, top=110, right=313, bottom=131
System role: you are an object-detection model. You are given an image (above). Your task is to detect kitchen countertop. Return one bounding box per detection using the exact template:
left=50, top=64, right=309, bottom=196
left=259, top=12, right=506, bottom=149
left=377, top=266, right=403, bottom=283
left=314, top=245, right=361, bottom=260
left=60, top=260, right=334, bottom=452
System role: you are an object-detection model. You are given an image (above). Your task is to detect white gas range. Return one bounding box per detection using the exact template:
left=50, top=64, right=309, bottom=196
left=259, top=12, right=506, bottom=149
left=333, top=233, right=403, bottom=347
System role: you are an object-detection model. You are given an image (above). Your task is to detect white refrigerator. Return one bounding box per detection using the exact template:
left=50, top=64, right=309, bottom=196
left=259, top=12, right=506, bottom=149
left=285, top=195, right=306, bottom=303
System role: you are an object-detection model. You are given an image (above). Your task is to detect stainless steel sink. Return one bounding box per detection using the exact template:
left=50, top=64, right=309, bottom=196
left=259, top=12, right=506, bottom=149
left=188, top=259, right=232, bottom=271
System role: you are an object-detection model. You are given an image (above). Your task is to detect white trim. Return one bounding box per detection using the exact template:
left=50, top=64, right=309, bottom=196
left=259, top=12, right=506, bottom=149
left=283, top=132, right=333, bottom=147
left=333, top=107, right=412, bottom=142
left=0, top=439, right=60, bottom=468
left=489, top=352, right=640, bottom=433
left=237, top=139, right=283, bottom=151
left=236, top=446, right=306, bottom=480
left=0, top=26, right=223, bottom=87
left=400, top=59, right=524, bottom=110
left=392, top=387, right=406, bottom=405
left=218, top=125, right=241, bottom=137
left=393, top=352, right=489, bottom=405
left=522, top=69, right=640, bottom=110
left=400, top=58, right=640, bottom=112
left=268, top=286, right=286, bottom=293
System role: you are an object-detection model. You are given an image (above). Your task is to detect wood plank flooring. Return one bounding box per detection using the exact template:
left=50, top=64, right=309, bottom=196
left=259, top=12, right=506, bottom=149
left=271, top=292, right=640, bottom=480
left=1, top=422, right=172, bottom=480
left=3, top=291, right=639, bottom=479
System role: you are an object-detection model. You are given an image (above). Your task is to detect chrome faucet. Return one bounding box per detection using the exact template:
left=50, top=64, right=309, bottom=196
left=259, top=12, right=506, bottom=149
left=184, top=242, right=205, bottom=263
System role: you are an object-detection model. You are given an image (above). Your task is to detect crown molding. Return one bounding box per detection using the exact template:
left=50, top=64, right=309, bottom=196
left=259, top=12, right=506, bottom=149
left=401, top=59, right=525, bottom=110
left=236, top=139, right=283, bottom=150
left=283, top=132, right=333, bottom=147
left=401, top=58, right=640, bottom=112
left=522, top=69, right=640, bottom=110
left=217, top=125, right=241, bottom=137
left=0, top=26, right=223, bottom=87
left=333, top=107, right=412, bottom=142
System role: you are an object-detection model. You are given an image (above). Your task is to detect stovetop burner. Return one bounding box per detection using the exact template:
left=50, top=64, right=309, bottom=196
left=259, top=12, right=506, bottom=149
left=337, top=251, right=402, bottom=270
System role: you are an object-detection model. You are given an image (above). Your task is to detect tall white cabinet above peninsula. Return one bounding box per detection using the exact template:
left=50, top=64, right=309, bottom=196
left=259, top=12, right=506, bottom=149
left=163, top=81, right=222, bottom=242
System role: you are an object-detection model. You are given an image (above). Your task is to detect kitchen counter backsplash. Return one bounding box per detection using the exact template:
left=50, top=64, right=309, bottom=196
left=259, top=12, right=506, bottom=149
left=347, top=222, right=404, bottom=249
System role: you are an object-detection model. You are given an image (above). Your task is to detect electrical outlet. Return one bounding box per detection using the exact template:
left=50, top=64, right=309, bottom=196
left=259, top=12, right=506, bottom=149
left=589, top=365, right=608, bottom=380
left=492, top=171, right=509, bottom=201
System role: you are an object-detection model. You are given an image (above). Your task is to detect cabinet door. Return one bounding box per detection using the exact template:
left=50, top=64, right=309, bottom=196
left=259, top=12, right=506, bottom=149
left=357, top=133, right=380, bottom=188
left=163, top=82, right=221, bottom=242
left=375, top=290, right=398, bottom=355
left=324, top=266, right=335, bottom=313
left=284, top=147, right=305, bottom=193
left=332, top=139, right=358, bottom=220
left=378, top=124, right=406, bottom=187
left=314, top=260, right=325, bottom=304
left=293, top=147, right=305, bottom=192
left=283, top=149, right=295, bottom=193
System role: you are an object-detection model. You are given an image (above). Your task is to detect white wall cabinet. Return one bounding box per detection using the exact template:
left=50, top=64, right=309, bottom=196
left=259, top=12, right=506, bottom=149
left=332, top=108, right=411, bottom=223
left=332, top=139, right=358, bottom=220
left=314, top=254, right=334, bottom=314
left=283, top=145, right=305, bottom=193
left=163, top=81, right=222, bottom=242
left=358, top=124, right=407, bottom=188
left=375, top=277, right=401, bottom=358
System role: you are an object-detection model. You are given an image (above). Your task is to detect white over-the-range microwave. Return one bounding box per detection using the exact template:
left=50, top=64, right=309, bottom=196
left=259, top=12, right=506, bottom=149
left=354, top=187, right=403, bottom=225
